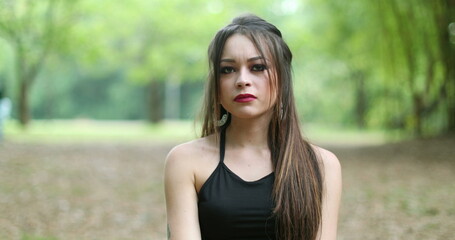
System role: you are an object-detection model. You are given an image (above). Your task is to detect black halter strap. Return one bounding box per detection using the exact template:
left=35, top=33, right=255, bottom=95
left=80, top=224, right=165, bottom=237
left=219, top=128, right=226, bottom=163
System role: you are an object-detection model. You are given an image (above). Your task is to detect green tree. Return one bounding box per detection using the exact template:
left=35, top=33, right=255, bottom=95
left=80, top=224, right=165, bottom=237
left=376, top=0, right=455, bottom=135
left=0, top=0, right=79, bottom=126
left=306, top=0, right=455, bottom=136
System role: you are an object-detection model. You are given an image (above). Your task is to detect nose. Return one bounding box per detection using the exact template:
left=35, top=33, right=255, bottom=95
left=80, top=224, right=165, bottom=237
left=236, top=68, right=252, bottom=88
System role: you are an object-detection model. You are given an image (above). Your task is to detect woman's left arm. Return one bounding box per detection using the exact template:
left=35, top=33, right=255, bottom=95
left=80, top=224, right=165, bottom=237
left=317, top=147, right=342, bottom=240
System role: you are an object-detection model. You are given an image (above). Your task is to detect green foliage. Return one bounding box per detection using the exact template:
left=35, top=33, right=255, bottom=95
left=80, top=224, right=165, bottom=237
left=0, top=0, right=452, bottom=136
left=21, top=234, right=58, bottom=240
left=302, top=0, right=454, bottom=136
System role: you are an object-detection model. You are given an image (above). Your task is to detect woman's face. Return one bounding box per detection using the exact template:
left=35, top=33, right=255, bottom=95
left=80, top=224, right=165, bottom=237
left=219, top=33, right=277, bottom=120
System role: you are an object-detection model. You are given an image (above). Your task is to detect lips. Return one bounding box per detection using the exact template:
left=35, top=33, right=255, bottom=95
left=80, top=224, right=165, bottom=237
left=234, top=94, right=257, bottom=103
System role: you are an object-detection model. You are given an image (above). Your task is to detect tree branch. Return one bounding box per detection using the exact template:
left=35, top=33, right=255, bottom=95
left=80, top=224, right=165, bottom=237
left=26, top=0, right=59, bottom=85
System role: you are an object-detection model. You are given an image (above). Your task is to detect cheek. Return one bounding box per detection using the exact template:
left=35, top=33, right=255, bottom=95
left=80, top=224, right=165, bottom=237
left=219, top=80, right=228, bottom=98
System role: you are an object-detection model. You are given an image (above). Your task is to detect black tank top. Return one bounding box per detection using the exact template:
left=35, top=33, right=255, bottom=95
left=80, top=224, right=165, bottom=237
left=198, top=129, right=277, bottom=240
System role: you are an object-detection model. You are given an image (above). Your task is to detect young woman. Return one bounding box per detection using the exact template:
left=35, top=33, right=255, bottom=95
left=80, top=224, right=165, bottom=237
left=164, top=14, right=342, bottom=240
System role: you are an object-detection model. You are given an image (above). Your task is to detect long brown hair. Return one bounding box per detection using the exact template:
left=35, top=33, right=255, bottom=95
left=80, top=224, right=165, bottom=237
left=200, top=14, right=324, bottom=240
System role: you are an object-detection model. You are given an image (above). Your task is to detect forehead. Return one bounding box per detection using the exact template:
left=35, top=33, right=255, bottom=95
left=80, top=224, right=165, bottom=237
left=221, top=33, right=262, bottom=59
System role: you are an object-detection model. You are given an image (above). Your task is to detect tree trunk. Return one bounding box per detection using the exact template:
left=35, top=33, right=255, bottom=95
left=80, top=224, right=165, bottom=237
left=354, top=71, right=367, bottom=128
left=18, top=81, right=30, bottom=126
left=446, top=65, right=455, bottom=133
left=448, top=103, right=455, bottom=133
left=148, top=81, right=164, bottom=123
left=412, top=94, right=424, bottom=137
left=14, top=41, right=31, bottom=127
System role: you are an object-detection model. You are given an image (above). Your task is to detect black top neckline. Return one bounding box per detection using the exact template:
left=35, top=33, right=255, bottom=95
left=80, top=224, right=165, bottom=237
left=220, top=128, right=274, bottom=184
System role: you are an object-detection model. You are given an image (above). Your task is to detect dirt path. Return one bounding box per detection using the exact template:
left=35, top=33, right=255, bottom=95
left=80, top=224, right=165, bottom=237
left=0, top=136, right=454, bottom=240
left=331, top=136, right=455, bottom=240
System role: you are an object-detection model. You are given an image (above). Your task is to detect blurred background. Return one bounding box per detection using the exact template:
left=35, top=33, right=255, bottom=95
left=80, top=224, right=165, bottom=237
left=0, top=0, right=454, bottom=239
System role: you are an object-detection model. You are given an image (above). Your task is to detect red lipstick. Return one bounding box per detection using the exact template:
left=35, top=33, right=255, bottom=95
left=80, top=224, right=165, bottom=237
left=234, top=94, right=257, bottom=103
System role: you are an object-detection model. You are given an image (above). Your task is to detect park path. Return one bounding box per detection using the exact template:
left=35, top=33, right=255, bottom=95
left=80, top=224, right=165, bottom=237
left=0, top=135, right=454, bottom=239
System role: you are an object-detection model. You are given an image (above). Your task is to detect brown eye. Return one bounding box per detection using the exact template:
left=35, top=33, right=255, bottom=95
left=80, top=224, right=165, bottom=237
left=220, top=67, right=235, bottom=74
left=252, top=64, right=267, bottom=71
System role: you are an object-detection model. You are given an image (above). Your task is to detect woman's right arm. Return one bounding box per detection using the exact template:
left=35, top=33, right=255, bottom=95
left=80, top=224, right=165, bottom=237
left=164, top=145, right=202, bottom=240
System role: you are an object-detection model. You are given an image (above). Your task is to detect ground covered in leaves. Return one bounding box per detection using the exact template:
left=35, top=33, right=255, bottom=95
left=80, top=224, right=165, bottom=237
left=0, top=135, right=454, bottom=239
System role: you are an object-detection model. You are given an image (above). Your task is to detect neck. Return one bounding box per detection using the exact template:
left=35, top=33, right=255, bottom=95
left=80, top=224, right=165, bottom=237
left=225, top=113, right=271, bottom=149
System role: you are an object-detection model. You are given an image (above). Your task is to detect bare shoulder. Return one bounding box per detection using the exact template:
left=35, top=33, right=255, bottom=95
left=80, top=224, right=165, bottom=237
left=165, top=135, right=218, bottom=173
left=311, top=145, right=342, bottom=178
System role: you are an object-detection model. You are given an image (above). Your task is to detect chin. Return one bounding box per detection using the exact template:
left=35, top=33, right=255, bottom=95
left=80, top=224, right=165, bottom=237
left=232, top=111, right=271, bottom=120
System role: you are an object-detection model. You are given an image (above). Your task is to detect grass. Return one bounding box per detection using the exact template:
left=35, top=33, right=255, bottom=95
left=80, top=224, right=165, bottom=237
left=2, top=119, right=409, bottom=145
left=3, top=119, right=198, bottom=143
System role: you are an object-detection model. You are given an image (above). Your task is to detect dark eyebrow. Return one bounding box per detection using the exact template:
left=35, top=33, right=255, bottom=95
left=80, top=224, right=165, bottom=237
left=247, top=56, right=265, bottom=62
left=220, top=56, right=265, bottom=63
left=220, top=58, right=235, bottom=63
